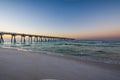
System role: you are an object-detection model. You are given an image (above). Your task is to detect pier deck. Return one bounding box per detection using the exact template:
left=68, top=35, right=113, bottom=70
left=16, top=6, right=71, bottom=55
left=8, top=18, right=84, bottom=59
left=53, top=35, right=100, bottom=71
left=0, top=31, right=74, bottom=43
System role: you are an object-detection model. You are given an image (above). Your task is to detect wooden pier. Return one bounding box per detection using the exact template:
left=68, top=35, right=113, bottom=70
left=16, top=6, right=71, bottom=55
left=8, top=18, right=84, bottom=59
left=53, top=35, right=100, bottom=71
left=0, top=31, right=74, bottom=43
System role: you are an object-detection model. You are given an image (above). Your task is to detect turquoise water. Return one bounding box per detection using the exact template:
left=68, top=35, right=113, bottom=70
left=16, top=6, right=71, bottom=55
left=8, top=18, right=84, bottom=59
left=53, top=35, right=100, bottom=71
left=0, top=39, right=120, bottom=64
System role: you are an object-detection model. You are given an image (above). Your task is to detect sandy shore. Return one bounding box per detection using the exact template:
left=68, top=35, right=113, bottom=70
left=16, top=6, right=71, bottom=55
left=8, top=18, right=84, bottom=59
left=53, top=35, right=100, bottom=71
left=0, top=48, right=120, bottom=80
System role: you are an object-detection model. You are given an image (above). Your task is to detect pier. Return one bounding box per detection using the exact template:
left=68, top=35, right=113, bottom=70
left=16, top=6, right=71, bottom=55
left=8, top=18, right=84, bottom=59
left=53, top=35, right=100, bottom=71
left=0, top=31, right=74, bottom=43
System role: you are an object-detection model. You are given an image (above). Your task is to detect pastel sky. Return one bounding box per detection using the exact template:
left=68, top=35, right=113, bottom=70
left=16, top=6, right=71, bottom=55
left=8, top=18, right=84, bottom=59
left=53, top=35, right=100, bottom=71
left=0, top=0, right=120, bottom=39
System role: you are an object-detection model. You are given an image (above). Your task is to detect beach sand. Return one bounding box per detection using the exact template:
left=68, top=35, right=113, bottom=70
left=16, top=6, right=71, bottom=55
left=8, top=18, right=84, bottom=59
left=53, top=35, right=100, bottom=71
left=0, top=48, right=120, bottom=80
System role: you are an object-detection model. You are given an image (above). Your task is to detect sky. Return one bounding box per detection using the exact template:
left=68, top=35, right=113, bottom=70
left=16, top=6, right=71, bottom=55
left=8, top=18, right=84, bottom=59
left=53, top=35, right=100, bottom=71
left=0, top=0, right=120, bottom=39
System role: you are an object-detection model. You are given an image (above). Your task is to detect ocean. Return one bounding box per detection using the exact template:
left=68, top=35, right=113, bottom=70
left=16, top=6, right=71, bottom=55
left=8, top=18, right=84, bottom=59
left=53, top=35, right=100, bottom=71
left=0, top=39, right=120, bottom=64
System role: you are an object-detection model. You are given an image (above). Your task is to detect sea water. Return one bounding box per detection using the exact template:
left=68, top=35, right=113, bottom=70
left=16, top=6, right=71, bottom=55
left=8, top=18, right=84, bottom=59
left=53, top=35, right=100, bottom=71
left=0, top=39, right=120, bottom=64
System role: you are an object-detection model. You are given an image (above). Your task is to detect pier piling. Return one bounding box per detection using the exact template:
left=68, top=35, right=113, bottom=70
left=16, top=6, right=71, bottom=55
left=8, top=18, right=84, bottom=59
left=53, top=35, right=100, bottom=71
left=11, top=34, right=16, bottom=43
left=0, top=33, right=4, bottom=43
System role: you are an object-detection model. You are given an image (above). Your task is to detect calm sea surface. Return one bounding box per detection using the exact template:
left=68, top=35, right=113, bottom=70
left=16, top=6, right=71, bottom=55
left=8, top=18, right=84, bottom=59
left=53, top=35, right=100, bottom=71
left=0, top=39, right=120, bottom=64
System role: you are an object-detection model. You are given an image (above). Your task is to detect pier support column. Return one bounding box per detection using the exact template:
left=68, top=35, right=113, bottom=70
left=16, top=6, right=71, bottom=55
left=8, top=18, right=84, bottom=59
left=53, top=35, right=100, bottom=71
left=28, top=36, right=32, bottom=43
left=47, top=37, right=49, bottom=42
left=53, top=38, right=55, bottom=41
left=45, top=37, right=48, bottom=42
left=34, top=36, right=38, bottom=42
left=51, top=38, right=53, bottom=41
left=43, top=37, right=46, bottom=42
left=11, top=34, right=16, bottom=43
left=36, top=37, right=38, bottom=42
left=42, top=37, right=45, bottom=42
left=34, top=37, right=35, bottom=42
left=40, top=36, right=43, bottom=42
left=38, top=37, right=40, bottom=42
left=44, top=37, right=47, bottom=42
left=0, top=34, right=4, bottom=43
left=21, top=35, right=26, bottom=43
left=39, top=37, right=42, bottom=42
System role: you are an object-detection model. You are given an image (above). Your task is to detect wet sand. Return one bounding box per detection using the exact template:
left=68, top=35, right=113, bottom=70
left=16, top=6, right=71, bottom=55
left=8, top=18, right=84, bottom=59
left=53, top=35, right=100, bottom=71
left=0, top=48, right=120, bottom=80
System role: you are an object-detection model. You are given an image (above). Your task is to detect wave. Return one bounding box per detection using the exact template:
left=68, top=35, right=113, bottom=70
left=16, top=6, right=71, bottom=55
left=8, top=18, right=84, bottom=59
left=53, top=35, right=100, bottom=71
left=0, top=40, right=120, bottom=64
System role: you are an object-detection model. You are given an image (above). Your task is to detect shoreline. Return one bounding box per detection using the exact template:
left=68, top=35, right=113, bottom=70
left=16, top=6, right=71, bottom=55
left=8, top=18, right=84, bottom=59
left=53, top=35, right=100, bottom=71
left=0, top=47, right=120, bottom=80
left=1, top=46, right=120, bottom=64
left=1, top=47, right=120, bottom=70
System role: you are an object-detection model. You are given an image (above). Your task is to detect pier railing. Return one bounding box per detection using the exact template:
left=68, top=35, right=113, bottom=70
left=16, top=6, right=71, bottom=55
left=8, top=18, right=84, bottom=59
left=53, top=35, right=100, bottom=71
left=0, top=31, right=74, bottom=43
